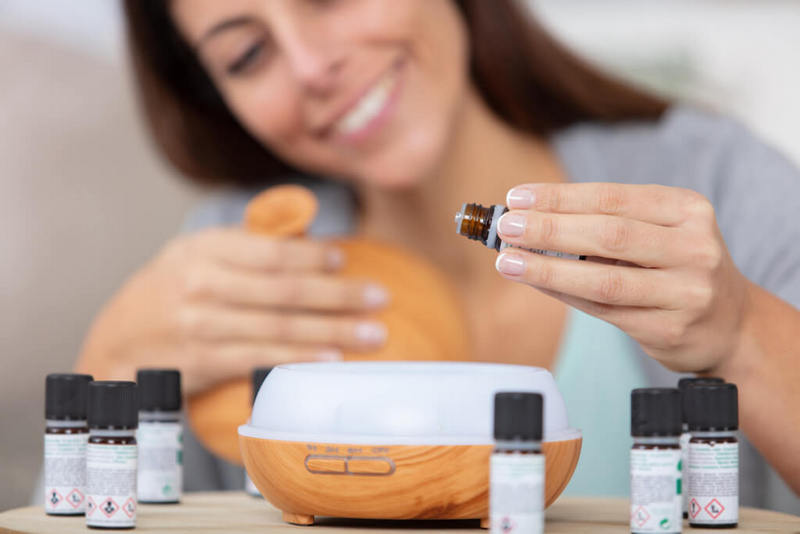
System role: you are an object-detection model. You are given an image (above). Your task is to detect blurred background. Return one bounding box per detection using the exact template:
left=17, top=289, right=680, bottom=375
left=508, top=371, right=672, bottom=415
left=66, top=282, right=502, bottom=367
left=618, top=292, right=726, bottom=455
left=1, top=0, right=799, bottom=512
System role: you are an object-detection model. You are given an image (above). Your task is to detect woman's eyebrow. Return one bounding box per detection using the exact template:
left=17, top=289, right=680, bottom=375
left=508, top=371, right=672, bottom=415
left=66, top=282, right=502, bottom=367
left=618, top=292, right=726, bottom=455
left=197, top=15, right=257, bottom=46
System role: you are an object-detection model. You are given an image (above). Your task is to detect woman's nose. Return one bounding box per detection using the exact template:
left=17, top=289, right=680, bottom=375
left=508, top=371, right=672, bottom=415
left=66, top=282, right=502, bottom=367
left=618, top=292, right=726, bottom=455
left=273, top=16, right=346, bottom=95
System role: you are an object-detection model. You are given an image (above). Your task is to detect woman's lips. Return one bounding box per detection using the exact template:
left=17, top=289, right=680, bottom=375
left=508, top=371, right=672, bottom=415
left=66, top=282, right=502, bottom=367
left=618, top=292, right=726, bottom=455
left=330, top=59, right=403, bottom=146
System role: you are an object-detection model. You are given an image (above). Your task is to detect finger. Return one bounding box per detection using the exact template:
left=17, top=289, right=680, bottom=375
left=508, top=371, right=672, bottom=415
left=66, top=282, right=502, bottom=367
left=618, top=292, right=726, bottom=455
left=497, top=210, right=684, bottom=268
left=179, top=305, right=387, bottom=351
left=495, top=249, right=681, bottom=308
left=194, top=228, right=343, bottom=273
left=506, top=183, right=700, bottom=227
left=195, top=343, right=341, bottom=385
left=185, top=266, right=390, bottom=312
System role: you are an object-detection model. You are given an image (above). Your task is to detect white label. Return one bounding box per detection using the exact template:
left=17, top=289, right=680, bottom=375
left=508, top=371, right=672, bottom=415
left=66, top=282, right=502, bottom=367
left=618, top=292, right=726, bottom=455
left=137, top=421, right=182, bottom=502
left=679, top=432, right=691, bottom=516
left=490, top=453, right=544, bottom=534
left=500, top=242, right=582, bottom=261
left=244, top=473, right=262, bottom=497
left=86, top=443, right=137, bottom=528
left=44, top=433, right=88, bottom=514
left=688, top=441, right=738, bottom=525
left=630, top=448, right=682, bottom=533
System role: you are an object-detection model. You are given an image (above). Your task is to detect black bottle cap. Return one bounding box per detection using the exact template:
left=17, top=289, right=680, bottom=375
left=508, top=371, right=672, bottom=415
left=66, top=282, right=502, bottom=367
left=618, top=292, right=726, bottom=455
left=493, top=392, right=543, bottom=442
left=252, top=367, right=273, bottom=405
left=684, top=382, right=738, bottom=431
left=631, top=388, right=682, bottom=437
left=678, top=377, right=724, bottom=424
left=88, top=381, right=139, bottom=429
left=136, top=369, right=182, bottom=411
left=45, top=373, right=93, bottom=420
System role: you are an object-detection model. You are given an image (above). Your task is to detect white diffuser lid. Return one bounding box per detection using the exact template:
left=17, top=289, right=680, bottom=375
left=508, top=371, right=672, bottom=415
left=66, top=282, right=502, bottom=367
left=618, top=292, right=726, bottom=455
left=239, top=361, right=580, bottom=445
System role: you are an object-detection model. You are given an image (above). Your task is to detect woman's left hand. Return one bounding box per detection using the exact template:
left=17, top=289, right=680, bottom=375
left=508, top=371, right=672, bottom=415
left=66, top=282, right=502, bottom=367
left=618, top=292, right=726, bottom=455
left=495, top=182, right=751, bottom=374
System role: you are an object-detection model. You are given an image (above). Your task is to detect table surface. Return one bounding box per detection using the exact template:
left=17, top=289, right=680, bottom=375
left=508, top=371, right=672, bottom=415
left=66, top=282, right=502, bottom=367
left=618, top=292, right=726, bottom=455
left=1, top=492, right=798, bottom=533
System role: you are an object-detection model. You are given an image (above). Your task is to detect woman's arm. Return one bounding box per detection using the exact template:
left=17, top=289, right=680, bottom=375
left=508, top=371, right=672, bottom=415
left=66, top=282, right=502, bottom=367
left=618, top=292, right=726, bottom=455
left=494, top=181, right=800, bottom=494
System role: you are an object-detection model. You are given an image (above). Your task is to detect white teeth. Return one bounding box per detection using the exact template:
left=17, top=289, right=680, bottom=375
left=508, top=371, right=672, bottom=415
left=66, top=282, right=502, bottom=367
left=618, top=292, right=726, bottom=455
left=336, top=69, right=396, bottom=136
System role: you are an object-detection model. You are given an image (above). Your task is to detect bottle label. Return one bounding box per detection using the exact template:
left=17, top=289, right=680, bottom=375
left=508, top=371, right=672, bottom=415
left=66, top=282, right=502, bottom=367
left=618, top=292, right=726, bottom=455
left=500, top=241, right=582, bottom=261
left=688, top=441, right=738, bottom=525
left=86, top=443, right=137, bottom=528
left=137, top=421, right=183, bottom=502
left=44, top=433, right=88, bottom=514
left=630, top=448, right=682, bottom=533
left=490, top=453, right=545, bottom=534
left=679, top=432, right=691, bottom=516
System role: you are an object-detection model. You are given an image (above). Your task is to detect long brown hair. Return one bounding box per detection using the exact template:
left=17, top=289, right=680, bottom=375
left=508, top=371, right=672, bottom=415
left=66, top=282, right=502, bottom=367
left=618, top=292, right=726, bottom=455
left=123, top=0, right=667, bottom=187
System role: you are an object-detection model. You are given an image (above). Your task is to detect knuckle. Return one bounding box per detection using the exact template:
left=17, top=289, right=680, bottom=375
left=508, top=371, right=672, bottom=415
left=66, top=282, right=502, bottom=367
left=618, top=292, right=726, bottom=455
left=597, top=184, right=625, bottom=215
left=661, top=319, right=689, bottom=349
left=530, top=261, right=556, bottom=288
left=596, top=270, right=627, bottom=304
left=692, top=238, right=724, bottom=271
left=534, top=216, right=559, bottom=248
left=686, top=282, right=714, bottom=312
left=182, top=263, right=213, bottom=299
left=538, top=187, right=564, bottom=212
left=599, top=219, right=631, bottom=253
left=685, top=193, right=716, bottom=221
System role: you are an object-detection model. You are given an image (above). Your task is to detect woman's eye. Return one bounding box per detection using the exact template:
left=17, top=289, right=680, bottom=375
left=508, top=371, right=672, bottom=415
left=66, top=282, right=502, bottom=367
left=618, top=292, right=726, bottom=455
left=226, top=40, right=267, bottom=76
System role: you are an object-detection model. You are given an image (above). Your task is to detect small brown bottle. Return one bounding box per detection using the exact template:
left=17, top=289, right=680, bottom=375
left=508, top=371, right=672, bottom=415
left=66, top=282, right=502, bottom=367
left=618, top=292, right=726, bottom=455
left=490, top=392, right=545, bottom=534
left=454, top=202, right=585, bottom=259
left=630, top=388, right=682, bottom=534
left=86, top=381, right=139, bottom=530
left=245, top=367, right=272, bottom=497
left=44, top=373, right=93, bottom=515
left=685, top=383, right=738, bottom=529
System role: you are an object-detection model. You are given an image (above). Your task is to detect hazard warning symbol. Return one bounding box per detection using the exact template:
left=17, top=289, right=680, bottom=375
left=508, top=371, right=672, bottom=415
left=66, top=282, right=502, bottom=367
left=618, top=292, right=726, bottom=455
left=86, top=497, right=97, bottom=516
left=499, top=516, right=517, bottom=533
left=689, top=498, right=702, bottom=519
left=123, top=498, right=136, bottom=518
left=100, top=498, right=119, bottom=518
left=633, top=505, right=650, bottom=527
left=705, top=498, right=725, bottom=520
left=47, top=489, right=62, bottom=508
left=66, top=488, right=84, bottom=508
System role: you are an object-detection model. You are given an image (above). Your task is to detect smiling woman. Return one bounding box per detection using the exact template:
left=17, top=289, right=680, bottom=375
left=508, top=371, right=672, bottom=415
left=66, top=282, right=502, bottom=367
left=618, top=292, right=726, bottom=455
left=69, top=0, right=800, bottom=510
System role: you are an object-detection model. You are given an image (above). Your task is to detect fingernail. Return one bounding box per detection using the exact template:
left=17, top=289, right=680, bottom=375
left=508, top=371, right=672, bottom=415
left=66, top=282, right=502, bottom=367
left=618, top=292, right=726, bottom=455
left=506, top=187, right=535, bottom=209
left=355, top=321, right=387, bottom=345
left=496, top=252, right=526, bottom=276
left=363, top=284, right=389, bottom=308
left=497, top=212, right=526, bottom=237
left=315, top=349, right=342, bottom=362
left=326, top=248, right=345, bottom=270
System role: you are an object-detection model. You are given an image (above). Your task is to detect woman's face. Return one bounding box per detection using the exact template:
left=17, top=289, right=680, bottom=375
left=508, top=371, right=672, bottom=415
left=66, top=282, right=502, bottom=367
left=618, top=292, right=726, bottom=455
left=171, top=0, right=470, bottom=188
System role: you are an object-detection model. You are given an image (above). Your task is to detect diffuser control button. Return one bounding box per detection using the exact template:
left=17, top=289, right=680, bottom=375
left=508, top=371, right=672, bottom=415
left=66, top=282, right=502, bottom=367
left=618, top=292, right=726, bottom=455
left=305, top=455, right=347, bottom=474
left=346, top=457, right=395, bottom=476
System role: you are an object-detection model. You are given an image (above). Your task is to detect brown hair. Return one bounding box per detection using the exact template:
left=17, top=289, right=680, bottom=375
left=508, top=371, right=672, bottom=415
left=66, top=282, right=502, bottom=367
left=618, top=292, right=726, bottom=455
left=123, top=0, right=667, bottom=187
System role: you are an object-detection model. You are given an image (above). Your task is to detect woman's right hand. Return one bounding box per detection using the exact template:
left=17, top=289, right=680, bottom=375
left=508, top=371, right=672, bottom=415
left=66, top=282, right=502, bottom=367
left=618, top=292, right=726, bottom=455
left=75, top=228, right=388, bottom=395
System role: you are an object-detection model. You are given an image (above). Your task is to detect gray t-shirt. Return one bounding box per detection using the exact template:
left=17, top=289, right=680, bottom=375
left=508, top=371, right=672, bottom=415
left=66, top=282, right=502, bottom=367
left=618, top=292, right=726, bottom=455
left=169, top=106, right=800, bottom=513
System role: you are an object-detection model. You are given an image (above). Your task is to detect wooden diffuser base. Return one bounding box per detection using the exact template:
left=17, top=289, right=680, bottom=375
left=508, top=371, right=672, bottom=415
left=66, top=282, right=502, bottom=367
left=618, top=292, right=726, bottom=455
left=240, top=435, right=582, bottom=525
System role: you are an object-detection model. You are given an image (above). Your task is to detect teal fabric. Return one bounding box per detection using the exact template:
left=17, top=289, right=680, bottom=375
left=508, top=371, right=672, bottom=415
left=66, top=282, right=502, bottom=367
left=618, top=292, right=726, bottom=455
left=554, top=309, right=649, bottom=497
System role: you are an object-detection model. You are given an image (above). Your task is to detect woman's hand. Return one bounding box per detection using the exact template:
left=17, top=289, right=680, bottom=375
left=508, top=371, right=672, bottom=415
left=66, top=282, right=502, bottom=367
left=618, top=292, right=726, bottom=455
left=75, top=228, right=388, bottom=395
left=494, top=182, right=750, bottom=374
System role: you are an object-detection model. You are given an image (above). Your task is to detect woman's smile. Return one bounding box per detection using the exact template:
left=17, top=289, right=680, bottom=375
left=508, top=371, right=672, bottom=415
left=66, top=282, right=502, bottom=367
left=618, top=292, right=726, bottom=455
left=326, top=56, right=404, bottom=147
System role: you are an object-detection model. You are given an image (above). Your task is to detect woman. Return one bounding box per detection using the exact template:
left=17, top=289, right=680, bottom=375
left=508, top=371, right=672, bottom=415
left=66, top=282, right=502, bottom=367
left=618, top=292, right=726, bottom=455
left=78, top=0, right=800, bottom=507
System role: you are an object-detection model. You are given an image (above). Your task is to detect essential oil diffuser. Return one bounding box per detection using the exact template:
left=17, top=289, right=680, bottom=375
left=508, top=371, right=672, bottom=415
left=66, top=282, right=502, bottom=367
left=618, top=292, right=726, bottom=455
left=239, top=361, right=582, bottom=526
left=188, top=186, right=471, bottom=464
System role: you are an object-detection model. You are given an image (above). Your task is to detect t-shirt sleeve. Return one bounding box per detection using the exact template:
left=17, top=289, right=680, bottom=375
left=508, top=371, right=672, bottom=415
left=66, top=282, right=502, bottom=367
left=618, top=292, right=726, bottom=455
left=701, top=117, right=800, bottom=309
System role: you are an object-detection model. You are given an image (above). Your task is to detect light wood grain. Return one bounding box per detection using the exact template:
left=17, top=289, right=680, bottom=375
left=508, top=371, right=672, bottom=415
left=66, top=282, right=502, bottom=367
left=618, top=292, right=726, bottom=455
left=2, top=492, right=798, bottom=533
left=240, top=437, right=581, bottom=523
left=188, top=185, right=472, bottom=465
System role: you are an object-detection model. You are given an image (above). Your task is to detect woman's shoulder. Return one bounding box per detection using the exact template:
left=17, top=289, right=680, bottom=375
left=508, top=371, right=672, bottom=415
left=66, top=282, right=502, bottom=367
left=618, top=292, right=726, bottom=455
left=552, top=105, right=795, bottom=190
left=181, top=176, right=357, bottom=236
